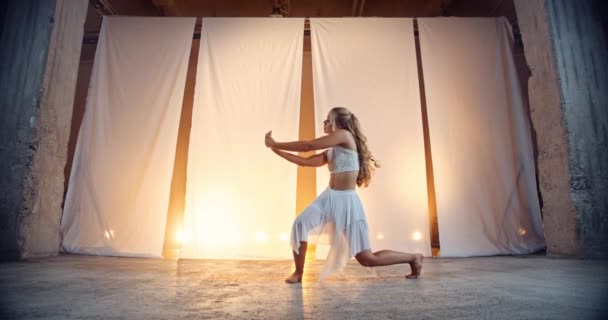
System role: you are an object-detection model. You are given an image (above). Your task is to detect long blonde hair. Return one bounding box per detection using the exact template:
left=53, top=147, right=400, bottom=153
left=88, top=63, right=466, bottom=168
left=330, top=107, right=380, bottom=187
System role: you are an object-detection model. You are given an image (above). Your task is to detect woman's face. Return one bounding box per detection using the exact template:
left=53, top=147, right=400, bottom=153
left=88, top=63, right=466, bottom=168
left=323, top=112, right=336, bottom=134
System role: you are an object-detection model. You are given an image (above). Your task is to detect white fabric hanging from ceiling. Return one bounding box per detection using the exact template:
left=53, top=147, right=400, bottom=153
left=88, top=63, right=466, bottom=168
left=418, top=17, right=546, bottom=257
left=179, top=18, right=304, bottom=259
left=310, top=18, right=432, bottom=258
left=61, top=17, right=195, bottom=257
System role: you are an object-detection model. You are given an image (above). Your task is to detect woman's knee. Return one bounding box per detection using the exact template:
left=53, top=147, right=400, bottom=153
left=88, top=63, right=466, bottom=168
left=355, top=251, right=376, bottom=267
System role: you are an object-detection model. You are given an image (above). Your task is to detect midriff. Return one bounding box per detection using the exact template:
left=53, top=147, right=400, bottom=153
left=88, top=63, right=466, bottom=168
left=329, top=171, right=358, bottom=190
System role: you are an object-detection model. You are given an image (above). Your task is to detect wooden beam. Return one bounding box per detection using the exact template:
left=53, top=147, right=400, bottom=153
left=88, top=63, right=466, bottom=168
left=357, top=0, right=366, bottom=16
left=351, top=0, right=359, bottom=17
left=150, top=0, right=176, bottom=16
left=90, top=0, right=116, bottom=15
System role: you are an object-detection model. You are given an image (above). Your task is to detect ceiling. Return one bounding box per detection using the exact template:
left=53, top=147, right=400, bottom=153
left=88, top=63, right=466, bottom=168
left=84, top=0, right=521, bottom=37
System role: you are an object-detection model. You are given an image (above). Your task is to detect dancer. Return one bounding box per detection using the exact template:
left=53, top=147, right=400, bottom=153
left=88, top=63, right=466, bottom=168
left=265, top=107, right=423, bottom=283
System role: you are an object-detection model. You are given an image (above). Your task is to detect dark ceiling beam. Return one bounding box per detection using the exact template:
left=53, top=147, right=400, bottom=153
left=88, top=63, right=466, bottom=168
left=489, top=0, right=506, bottom=15
left=272, top=0, right=291, bottom=17
left=357, top=0, right=366, bottom=16
left=351, top=0, right=359, bottom=17
left=351, top=0, right=365, bottom=17
left=90, top=0, right=116, bottom=15
left=280, top=0, right=291, bottom=17
left=440, top=0, right=456, bottom=16
left=150, top=0, right=172, bottom=16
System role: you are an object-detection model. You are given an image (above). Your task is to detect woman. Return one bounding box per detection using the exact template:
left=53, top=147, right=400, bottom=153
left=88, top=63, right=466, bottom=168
left=265, top=107, right=423, bottom=283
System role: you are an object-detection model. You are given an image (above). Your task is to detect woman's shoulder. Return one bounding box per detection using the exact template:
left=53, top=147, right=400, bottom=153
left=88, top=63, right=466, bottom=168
left=333, top=129, right=357, bottom=150
left=333, top=128, right=354, bottom=139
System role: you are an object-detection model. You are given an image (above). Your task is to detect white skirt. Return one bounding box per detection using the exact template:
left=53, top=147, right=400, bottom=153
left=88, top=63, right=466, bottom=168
left=290, top=187, right=371, bottom=279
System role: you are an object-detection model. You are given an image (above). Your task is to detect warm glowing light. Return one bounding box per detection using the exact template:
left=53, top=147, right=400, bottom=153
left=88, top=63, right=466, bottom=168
left=175, top=229, right=183, bottom=244
left=187, top=193, right=244, bottom=248
left=255, top=232, right=268, bottom=243
left=179, top=188, right=294, bottom=259
left=376, top=232, right=385, bottom=240
left=280, top=233, right=289, bottom=242
left=412, top=231, right=422, bottom=241
left=183, top=230, right=192, bottom=244
left=109, top=229, right=115, bottom=237
left=104, top=231, right=110, bottom=239
left=518, top=228, right=527, bottom=236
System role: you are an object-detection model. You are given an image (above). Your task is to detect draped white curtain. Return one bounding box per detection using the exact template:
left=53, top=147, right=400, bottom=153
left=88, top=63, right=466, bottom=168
left=418, top=17, right=546, bottom=256
left=179, top=18, right=304, bottom=259
left=61, top=17, right=195, bottom=257
left=60, top=16, right=545, bottom=260
left=310, top=18, right=432, bottom=258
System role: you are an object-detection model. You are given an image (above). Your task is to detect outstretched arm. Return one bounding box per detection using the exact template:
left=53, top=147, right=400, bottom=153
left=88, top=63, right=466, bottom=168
left=265, top=130, right=349, bottom=152
left=271, top=149, right=327, bottom=167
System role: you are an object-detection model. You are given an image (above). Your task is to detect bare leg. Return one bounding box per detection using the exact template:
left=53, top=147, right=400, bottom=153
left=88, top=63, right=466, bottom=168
left=355, top=249, right=423, bottom=279
left=286, top=241, right=308, bottom=283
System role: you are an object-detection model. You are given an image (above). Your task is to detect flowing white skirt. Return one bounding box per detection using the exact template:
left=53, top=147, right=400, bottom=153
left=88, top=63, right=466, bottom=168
left=290, top=187, right=371, bottom=279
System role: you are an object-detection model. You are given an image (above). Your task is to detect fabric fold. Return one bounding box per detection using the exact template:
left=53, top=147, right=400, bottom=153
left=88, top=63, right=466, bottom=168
left=418, top=17, right=545, bottom=256
left=61, top=17, right=195, bottom=257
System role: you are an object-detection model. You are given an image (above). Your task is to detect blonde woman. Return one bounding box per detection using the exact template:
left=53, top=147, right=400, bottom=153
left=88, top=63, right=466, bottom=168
left=265, top=107, right=423, bottom=283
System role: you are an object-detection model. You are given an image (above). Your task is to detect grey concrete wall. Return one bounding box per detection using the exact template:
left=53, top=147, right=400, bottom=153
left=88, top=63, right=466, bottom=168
left=0, top=0, right=87, bottom=260
left=0, top=0, right=56, bottom=260
left=515, top=0, right=608, bottom=258
left=20, top=0, right=88, bottom=258
left=547, top=0, right=608, bottom=258
left=514, top=0, right=580, bottom=257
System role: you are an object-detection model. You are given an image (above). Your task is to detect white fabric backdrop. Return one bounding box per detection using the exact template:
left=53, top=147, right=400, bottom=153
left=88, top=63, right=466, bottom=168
left=418, top=17, right=546, bottom=256
left=179, top=18, right=304, bottom=259
left=310, top=18, right=432, bottom=258
left=61, top=17, right=195, bottom=257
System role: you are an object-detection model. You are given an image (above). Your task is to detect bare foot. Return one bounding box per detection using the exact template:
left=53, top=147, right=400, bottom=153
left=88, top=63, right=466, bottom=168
left=285, top=271, right=303, bottom=283
left=406, top=254, right=423, bottom=279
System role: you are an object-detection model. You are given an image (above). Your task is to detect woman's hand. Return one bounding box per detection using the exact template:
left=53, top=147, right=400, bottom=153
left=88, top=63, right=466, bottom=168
left=265, top=130, right=275, bottom=148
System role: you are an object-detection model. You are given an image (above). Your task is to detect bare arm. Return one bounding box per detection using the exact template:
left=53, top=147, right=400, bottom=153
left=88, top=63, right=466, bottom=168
left=265, top=130, right=350, bottom=152
left=271, top=149, right=328, bottom=167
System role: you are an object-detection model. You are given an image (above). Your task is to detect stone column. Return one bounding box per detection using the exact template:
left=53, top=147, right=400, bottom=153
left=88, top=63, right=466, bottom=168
left=0, top=0, right=88, bottom=260
left=21, top=0, right=88, bottom=258
left=0, top=0, right=57, bottom=260
left=514, top=0, right=608, bottom=258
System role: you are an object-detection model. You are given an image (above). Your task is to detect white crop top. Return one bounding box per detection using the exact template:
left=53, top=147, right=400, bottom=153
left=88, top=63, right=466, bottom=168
left=327, top=145, right=360, bottom=174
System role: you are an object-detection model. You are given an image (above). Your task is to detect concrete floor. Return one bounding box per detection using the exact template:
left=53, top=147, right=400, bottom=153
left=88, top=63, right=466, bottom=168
left=1, top=254, right=607, bottom=319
